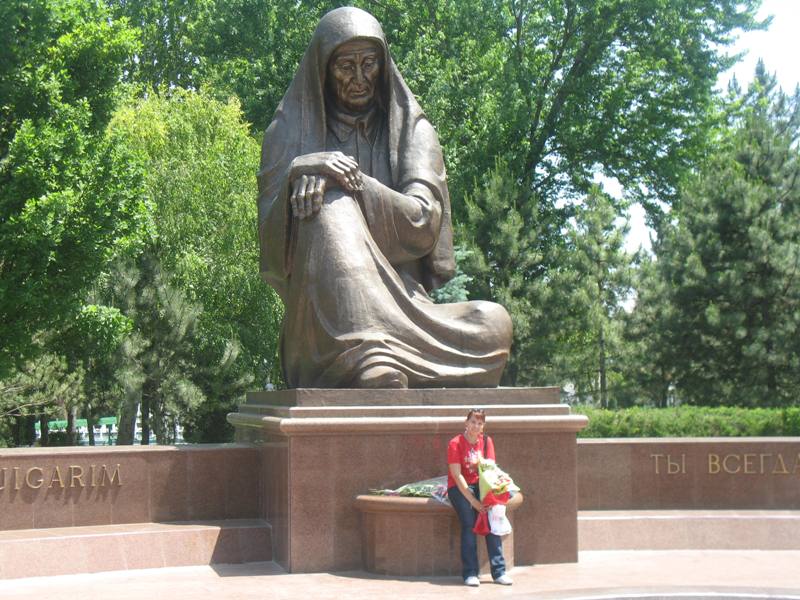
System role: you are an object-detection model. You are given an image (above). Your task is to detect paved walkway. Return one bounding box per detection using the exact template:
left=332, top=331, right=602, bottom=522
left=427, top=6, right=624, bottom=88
left=1, top=550, right=799, bottom=599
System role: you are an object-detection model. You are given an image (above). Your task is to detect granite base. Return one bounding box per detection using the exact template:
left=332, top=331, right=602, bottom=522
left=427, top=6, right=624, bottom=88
left=228, top=387, right=587, bottom=573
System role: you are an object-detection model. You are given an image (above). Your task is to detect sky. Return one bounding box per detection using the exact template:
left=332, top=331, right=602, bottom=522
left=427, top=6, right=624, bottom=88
left=621, top=0, right=800, bottom=254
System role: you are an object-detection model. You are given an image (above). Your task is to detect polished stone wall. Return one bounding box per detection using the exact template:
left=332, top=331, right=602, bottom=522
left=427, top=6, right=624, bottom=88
left=578, top=438, right=800, bottom=510
left=0, top=445, right=260, bottom=530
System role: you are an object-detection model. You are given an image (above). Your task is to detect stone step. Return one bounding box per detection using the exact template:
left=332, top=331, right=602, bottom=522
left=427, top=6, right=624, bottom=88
left=245, top=386, right=561, bottom=407
left=579, top=510, right=800, bottom=551
left=239, top=403, right=570, bottom=418
left=0, top=519, right=271, bottom=580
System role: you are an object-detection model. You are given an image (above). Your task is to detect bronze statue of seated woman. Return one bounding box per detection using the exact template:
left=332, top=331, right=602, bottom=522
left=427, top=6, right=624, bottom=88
left=257, top=6, right=512, bottom=388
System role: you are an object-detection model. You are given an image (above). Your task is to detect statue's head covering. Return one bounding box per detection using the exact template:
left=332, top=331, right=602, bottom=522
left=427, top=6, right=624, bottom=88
left=258, top=6, right=455, bottom=291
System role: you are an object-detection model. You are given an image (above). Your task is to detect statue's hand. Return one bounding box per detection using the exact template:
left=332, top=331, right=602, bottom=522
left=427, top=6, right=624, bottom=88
left=291, top=151, right=362, bottom=191
left=290, top=174, right=327, bottom=220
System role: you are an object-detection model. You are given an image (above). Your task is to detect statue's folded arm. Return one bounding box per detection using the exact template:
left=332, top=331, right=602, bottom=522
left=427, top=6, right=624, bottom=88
left=360, top=177, right=442, bottom=265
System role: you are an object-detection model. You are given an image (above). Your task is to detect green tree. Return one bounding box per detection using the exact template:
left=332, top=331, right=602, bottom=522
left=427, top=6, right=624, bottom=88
left=357, top=0, right=762, bottom=219
left=0, top=0, right=148, bottom=377
left=106, top=0, right=203, bottom=91
left=557, top=187, right=635, bottom=407
left=0, top=0, right=767, bottom=408
left=189, top=0, right=330, bottom=133
left=643, top=64, right=800, bottom=406
left=431, top=246, right=474, bottom=304
left=107, top=0, right=330, bottom=131
left=106, top=89, right=282, bottom=440
left=0, top=348, right=84, bottom=447
left=459, top=159, right=558, bottom=386
left=55, top=303, right=134, bottom=444
left=619, top=255, right=676, bottom=407
left=371, top=0, right=762, bottom=386
left=105, top=252, right=205, bottom=445
left=105, top=0, right=762, bottom=206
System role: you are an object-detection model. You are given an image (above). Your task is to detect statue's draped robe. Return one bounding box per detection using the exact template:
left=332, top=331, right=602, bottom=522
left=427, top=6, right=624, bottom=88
left=258, top=7, right=512, bottom=388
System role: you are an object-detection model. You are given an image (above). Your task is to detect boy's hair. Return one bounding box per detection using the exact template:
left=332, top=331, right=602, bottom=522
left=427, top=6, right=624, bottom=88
left=466, top=408, right=486, bottom=423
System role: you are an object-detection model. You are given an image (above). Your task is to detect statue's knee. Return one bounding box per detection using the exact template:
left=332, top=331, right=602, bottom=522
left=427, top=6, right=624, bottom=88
left=323, top=188, right=354, bottom=205
left=474, top=301, right=513, bottom=347
left=312, top=188, right=361, bottom=225
left=302, top=188, right=361, bottom=233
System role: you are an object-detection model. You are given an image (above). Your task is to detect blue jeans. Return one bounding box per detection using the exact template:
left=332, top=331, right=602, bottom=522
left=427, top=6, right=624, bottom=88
left=448, top=484, right=506, bottom=580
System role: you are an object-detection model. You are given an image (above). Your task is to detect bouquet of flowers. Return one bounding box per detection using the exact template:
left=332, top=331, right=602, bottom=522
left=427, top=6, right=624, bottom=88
left=369, top=476, right=450, bottom=505
left=477, top=458, right=519, bottom=501
left=476, top=458, right=519, bottom=536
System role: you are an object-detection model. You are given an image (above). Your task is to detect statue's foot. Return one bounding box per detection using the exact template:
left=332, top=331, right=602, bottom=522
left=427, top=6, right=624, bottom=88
left=355, top=365, right=408, bottom=389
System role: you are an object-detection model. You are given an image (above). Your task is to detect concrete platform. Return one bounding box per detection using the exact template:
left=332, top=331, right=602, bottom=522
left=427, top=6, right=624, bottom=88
left=0, top=550, right=798, bottom=599
left=580, top=510, right=800, bottom=550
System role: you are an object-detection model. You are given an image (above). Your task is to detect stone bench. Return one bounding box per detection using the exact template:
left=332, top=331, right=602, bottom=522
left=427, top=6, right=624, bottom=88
left=354, top=492, right=523, bottom=576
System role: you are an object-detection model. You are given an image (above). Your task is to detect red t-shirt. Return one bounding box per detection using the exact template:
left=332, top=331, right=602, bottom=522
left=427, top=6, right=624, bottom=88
left=447, top=433, right=495, bottom=489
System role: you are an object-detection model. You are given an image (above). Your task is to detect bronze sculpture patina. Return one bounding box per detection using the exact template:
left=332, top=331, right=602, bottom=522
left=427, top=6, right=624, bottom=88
left=258, top=6, right=512, bottom=388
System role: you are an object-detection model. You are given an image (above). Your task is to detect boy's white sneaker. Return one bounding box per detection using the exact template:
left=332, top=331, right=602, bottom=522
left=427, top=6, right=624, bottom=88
left=494, top=574, right=513, bottom=585
left=464, top=576, right=480, bottom=587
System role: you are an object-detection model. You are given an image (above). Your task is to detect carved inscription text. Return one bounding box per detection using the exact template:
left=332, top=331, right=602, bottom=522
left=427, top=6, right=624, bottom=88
left=650, top=452, right=800, bottom=476
left=0, top=464, right=122, bottom=491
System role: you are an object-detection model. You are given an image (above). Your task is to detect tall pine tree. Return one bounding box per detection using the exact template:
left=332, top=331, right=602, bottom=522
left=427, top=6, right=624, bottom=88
left=558, top=187, right=635, bottom=407
left=647, top=64, right=800, bottom=406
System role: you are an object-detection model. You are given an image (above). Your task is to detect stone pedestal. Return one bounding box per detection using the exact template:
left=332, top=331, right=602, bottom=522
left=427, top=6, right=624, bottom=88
left=227, top=387, right=587, bottom=573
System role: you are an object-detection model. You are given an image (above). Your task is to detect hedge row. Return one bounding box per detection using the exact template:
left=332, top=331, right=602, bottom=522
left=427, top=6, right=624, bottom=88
left=572, top=406, right=800, bottom=438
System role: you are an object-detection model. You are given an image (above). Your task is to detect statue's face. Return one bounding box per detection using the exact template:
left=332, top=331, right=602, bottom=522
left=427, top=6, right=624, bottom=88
left=327, top=39, right=382, bottom=112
